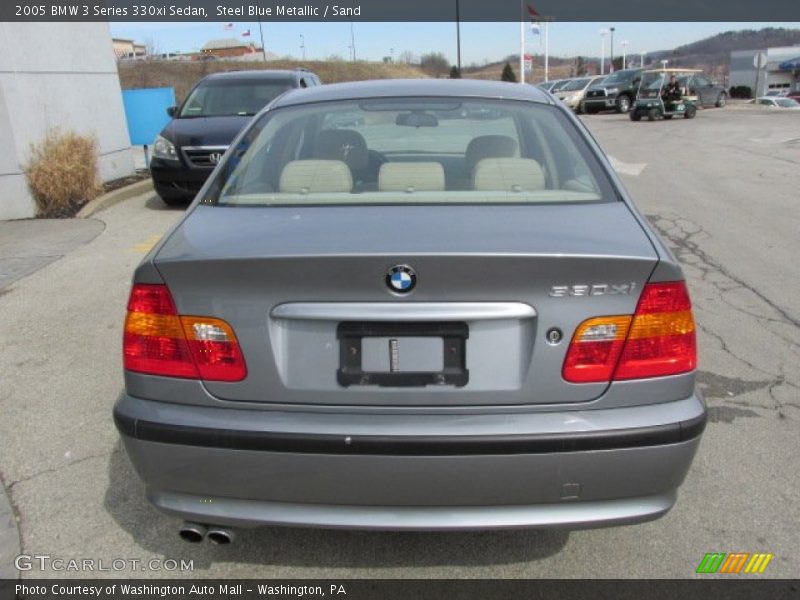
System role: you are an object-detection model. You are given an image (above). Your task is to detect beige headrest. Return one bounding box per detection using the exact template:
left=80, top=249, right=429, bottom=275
left=314, top=129, right=369, bottom=171
left=278, top=160, right=353, bottom=194
left=465, top=135, right=518, bottom=174
left=378, top=162, right=445, bottom=192
left=473, top=158, right=546, bottom=192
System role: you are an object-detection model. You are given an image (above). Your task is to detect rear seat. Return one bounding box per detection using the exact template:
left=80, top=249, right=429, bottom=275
left=473, top=158, right=545, bottom=192
left=378, top=162, right=445, bottom=193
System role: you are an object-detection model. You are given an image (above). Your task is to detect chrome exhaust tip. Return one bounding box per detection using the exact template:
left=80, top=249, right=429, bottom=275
left=206, top=526, right=234, bottom=545
left=178, top=522, right=207, bottom=543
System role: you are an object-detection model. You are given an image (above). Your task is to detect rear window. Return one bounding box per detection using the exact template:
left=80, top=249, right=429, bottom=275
left=179, top=79, right=294, bottom=118
left=204, top=97, right=616, bottom=206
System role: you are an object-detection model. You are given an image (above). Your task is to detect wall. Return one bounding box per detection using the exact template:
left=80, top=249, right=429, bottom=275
left=0, top=23, right=134, bottom=220
left=730, top=46, right=800, bottom=96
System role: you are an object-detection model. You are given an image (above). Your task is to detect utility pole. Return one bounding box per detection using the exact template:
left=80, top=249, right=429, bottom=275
left=350, top=21, right=356, bottom=61
left=599, top=29, right=609, bottom=75
left=299, top=34, right=305, bottom=60
left=621, top=40, right=629, bottom=70
left=455, top=0, right=462, bottom=73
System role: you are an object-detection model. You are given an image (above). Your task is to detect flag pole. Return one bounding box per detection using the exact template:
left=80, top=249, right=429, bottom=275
left=544, top=21, right=549, bottom=82
left=519, top=2, right=525, bottom=84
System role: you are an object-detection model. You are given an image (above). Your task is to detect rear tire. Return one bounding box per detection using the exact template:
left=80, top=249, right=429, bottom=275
left=616, top=95, right=632, bottom=113
left=159, top=195, right=191, bottom=207
left=716, top=93, right=727, bottom=108
left=629, top=109, right=642, bottom=121
left=685, top=105, right=697, bottom=119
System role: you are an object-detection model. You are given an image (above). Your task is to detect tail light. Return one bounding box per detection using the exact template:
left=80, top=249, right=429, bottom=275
left=563, top=281, right=696, bottom=383
left=123, top=284, right=247, bottom=382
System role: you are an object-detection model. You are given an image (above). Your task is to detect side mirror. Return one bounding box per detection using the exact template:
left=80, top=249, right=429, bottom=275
left=166, top=106, right=178, bottom=117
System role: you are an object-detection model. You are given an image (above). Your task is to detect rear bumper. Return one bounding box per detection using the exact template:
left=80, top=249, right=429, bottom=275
left=114, top=392, right=706, bottom=530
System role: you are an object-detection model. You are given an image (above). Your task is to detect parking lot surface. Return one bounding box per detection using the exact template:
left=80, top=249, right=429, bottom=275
left=0, top=107, right=798, bottom=579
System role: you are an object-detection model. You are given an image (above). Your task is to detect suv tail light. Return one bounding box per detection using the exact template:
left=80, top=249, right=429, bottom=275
left=563, top=281, right=696, bottom=383
left=123, top=284, right=247, bottom=382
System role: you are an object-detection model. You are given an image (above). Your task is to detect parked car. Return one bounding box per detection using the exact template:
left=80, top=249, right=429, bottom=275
left=751, top=96, right=800, bottom=109
left=116, top=79, right=705, bottom=539
left=786, top=90, right=800, bottom=101
left=537, top=79, right=567, bottom=93
left=150, top=69, right=321, bottom=206
left=763, top=90, right=788, bottom=97
left=681, top=72, right=728, bottom=107
left=554, top=75, right=606, bottom=113
left=583, top=68, right=643, bottom=114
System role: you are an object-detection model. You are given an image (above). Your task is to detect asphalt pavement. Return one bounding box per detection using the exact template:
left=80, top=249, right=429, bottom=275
left=0, top=106, right=797, bottom=579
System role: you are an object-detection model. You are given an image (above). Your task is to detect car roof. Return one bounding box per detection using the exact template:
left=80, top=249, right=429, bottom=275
left=272, top=79, right=554, bottom=108
left=202, top=69, right=313, bottom=81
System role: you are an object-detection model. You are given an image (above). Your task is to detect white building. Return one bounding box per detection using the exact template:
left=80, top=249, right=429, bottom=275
left=0, top=23, right=134, bottom=220
left=730, top=46, right=800, bottom=97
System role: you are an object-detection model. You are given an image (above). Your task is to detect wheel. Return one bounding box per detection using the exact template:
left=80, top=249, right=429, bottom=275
left=647, top=108, right=659, bottom=121
left=685, top=105, right=697, bottom=119
left=616, top=95, right=632, bottom=113
left=715, top=93, right=727, bottom=108
left=159, top=195, right=191, bottom=207
left=629, top=109, right=642, bottom=121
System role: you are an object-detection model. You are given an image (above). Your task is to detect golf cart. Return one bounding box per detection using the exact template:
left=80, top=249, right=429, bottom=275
left=630, top=69, right=699, bottom=122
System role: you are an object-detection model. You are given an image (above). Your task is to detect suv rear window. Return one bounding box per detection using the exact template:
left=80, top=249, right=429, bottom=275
left=205, top=98, right=616, bottom=206
left=180, top=79, right=294, bottom=118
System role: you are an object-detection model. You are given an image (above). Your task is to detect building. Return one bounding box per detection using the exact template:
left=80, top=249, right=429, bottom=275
left=201, top=38, right=263, bottom=59
left=730, top=46, right=800, bottom=96
left=0, top=23, right=135, bottom=219
left=112, top=38, right=147, bottom=61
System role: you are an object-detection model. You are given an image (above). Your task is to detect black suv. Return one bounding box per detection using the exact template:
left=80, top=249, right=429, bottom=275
left=583, top=68, right=643, bottom=114
left=151, top=69, right=321, bottom=205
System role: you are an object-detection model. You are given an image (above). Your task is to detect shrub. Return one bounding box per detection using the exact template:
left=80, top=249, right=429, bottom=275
left=729, top=85, right=752, bottom=99
left=25, top=129, right=102, bottom=217
left=501, top=62, right=517, bottom=83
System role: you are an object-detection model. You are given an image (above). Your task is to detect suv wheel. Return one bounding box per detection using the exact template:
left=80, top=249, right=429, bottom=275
left=715, top=93, right=727, bottom=108
left=616, top=95, right=631, bottom=113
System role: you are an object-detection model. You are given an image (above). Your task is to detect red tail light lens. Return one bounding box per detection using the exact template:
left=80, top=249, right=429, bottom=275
left=123, top=284, right=246, bottom=382
left=563, top=281, right=696, bottom=383
left=614, top=282, right=696, bottom=380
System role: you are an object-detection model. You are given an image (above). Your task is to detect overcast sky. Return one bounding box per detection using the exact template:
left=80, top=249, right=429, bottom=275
left=110, top=22, right=799, bottom=64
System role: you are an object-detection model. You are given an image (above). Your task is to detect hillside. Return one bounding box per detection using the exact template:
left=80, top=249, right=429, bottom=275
left=118, top=59, right=428, bottom=102
left=462, top=56, right=573, bottom=83
left=646, top=27, right=800, bottom=79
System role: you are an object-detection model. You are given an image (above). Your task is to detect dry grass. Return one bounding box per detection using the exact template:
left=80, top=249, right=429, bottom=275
left=119, top=60, right=429, bottom=103
left=25, top=129, right=101, bottom=218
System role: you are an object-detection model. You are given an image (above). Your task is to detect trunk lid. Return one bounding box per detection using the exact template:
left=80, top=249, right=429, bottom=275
left=154, top=203, right=658, bottom=406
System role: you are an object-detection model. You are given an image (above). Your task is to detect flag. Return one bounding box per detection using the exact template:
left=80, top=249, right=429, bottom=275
left=223, top=23, right=233, bottom=30
left=527, top=4, right=541, bottom=21
left=241, top=29, right=251, bottom=37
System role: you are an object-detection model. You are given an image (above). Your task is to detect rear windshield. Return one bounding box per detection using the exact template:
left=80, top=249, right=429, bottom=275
left=204, top=98, right=616, bottom=207
left=562, top=78, right=592, bottom=91
left=179, top=79, right=294, bottom=117
left=602, top=70, right=638, bottom=85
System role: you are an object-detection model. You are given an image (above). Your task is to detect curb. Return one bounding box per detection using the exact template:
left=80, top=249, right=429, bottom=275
left=77, top=178, right=154, bottom=218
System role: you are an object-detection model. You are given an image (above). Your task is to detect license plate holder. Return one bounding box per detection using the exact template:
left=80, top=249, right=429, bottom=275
left=337, top=321, right=469, bottom=388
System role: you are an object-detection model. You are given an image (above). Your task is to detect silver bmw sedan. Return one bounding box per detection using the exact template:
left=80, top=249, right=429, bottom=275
left=114, top=79, right=704, bottom=543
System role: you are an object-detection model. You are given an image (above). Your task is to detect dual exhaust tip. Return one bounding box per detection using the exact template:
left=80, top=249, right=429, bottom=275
left=179, top=522, right=234, bottom=545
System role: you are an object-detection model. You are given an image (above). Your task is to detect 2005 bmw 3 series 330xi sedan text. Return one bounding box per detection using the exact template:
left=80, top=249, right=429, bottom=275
left=114, top=79, right=706, bottom=538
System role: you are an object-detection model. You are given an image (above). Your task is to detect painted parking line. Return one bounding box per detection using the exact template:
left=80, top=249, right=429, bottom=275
left=608, top=155, right=648, bottom=177
left=128, top=234, right=163, bottom=254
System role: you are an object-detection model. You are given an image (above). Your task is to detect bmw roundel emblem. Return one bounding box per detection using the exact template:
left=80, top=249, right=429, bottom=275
left=386, top=265, right=417, bottom=294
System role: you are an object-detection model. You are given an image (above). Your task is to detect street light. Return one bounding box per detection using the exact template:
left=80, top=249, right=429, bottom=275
left=661, top=59, right=669, bottom=71
left=610, top=27, right=615, bottom=72
left=599, top=29, right=609, bottom=75
left=640, top=51, right=646, bottom=68
left=621, top=40, right=629, bottom=70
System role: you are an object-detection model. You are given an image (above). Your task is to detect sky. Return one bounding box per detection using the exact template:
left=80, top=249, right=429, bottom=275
left=110, top=21, right=800, bottom=65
